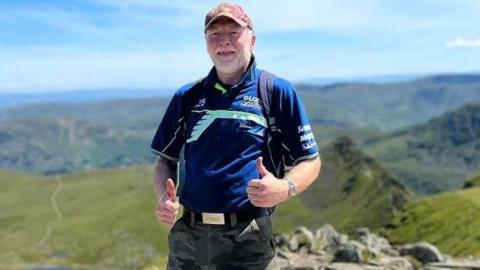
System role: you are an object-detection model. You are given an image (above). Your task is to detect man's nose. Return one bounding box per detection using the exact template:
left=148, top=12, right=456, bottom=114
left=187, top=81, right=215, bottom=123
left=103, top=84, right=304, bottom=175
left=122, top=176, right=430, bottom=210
left=218, top=34, right=231, bottom=45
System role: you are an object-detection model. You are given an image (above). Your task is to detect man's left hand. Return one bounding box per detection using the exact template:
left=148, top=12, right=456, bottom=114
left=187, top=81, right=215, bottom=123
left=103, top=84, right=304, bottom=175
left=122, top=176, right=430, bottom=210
left=246, top=157, right=289, bottom=207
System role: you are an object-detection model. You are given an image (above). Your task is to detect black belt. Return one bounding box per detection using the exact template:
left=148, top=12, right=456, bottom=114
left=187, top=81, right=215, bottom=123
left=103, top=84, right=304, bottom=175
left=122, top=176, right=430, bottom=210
left=182, top=206, right=270, bottom=227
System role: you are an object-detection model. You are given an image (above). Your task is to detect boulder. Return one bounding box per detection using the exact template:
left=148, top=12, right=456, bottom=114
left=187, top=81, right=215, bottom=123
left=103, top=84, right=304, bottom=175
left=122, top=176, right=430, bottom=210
left=314, top=224, right=350, bottom=254
left=355, top=227, right=371, bottom=247
left=354, top=228, right=398, bottom=257
left=426, top=259, right=480, bottom=269
left=374, top=256, right=415, bottom=270
left=326, top=263, right=384, bottom=270
left=399, top=242, right=444, bottom=264
left=333, top=243, right=363, bottom=263
left=292, top=226, right=315, bottom=252
left=275, top=233, right=290, bottom=249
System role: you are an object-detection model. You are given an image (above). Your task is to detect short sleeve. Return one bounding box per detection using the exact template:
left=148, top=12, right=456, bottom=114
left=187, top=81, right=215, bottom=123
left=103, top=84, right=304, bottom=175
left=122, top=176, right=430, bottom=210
left=150, top=86, right=190, bottom=161
left=274, top=78, right=319, bottom=166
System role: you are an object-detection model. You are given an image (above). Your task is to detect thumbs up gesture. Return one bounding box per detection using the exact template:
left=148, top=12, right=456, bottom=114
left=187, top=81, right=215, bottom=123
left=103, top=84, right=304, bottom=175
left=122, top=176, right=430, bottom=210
left=246, top=157, right=290, bottom=207
left=156, top=178, right=179, bottom=228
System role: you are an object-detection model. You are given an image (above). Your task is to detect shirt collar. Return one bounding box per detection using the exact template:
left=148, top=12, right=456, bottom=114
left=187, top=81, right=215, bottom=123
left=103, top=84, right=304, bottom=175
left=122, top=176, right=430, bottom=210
left=203, top=57, right=259, bottom=91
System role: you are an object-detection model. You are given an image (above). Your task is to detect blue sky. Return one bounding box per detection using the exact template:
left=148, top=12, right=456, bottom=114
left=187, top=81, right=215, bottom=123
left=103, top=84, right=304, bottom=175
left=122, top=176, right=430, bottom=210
left=1, top=0, right=479, bottom=92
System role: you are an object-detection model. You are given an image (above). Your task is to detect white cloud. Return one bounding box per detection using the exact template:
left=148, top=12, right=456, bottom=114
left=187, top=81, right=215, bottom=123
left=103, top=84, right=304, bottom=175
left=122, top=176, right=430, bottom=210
left=445, top=38, right=480, bottom=48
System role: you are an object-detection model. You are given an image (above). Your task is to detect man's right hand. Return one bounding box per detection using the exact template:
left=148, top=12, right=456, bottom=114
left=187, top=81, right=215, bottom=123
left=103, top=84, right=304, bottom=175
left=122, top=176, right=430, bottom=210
left=156, top=178, right=179, bottom=228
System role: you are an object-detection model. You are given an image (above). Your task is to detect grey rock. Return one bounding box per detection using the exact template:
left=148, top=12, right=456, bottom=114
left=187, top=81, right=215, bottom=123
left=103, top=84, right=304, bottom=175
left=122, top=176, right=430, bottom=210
left=400, top=242, right=444, bottom=264
left=315, top=224, right=339, bottom=238
left=280, top=267, right=317, bottom=270
left=374, top=256, right=415, bottom=270
left=333, top=246, right=363, bottom=263
left=355, top=228, right=398, bottom=257
left=274, top=249, right=328, bottom=269
left=326, top=263, right=382, bottom=270
left=426, top=259, right=480, bottom=269
left=355, top=227, right=371, bottom=246
left=289, top=236, right=300, bottom=252
left=273, top=224, right=478, bottom=270
left=275, top=233, right=290, bottom=248
left=293, top=226, right=315, bottom=252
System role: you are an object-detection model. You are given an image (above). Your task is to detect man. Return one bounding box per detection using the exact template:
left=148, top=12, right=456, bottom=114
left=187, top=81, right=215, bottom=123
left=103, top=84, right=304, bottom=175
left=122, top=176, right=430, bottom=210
left=151, top=3, right=321, bottom=269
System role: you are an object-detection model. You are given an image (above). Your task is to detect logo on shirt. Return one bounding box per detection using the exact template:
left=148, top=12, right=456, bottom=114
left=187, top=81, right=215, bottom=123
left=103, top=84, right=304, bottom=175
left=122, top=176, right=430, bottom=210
left=302, top=142, right=317, bottom=150
left=193, top=98, right=206, bottom=109
left=187, top=110, right=267, bottom=143
left=300, top=132, right=315, bottom=142
left=298, top=125, right=311, bottom=133
left=297, top=124, right=316, bottom=150
left=240, top=96, right=262, bottom=110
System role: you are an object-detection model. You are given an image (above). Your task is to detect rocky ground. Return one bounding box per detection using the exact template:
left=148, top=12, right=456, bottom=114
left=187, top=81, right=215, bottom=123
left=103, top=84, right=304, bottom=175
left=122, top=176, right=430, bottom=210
left=273, top=224, right=480, bottom=270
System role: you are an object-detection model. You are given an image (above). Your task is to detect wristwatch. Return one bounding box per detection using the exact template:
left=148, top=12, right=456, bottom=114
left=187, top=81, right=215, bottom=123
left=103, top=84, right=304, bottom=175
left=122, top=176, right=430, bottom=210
left=285, top=178, right=297, bottom=198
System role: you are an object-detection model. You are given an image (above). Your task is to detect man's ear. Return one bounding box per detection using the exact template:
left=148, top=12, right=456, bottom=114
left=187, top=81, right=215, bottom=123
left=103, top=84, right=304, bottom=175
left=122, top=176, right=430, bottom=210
left=250, top=34, right=256, bottom=52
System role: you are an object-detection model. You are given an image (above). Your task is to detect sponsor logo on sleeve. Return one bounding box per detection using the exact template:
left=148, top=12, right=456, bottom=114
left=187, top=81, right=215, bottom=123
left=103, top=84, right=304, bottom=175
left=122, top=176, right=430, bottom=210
left=298, top=125, right=311, bottom=133
left=300, top=132, right=315, bottom=142
left=302, top=142, right=317, bottom=150
left=298, top=124, right=316, bottom=150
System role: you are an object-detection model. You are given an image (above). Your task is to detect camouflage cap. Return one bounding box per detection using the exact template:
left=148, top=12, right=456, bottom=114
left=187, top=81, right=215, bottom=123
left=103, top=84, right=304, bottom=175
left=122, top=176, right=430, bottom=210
left=204, top=3, right=253, bottom=32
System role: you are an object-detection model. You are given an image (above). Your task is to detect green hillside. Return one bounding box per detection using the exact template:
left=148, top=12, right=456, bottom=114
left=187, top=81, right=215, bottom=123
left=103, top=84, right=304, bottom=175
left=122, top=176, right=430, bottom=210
left=0, top=101, right=374, bottom=175
left=278, top=136, right=413, bottom=233
left=386, top=186, right=480, bottom=257
left=0, top=166, right=169, bottom=270
left=299, top=74, right=480, bottom=130
left=0, top=98, right=169, bottom=174
left=364, top=103, right=480, bottom=194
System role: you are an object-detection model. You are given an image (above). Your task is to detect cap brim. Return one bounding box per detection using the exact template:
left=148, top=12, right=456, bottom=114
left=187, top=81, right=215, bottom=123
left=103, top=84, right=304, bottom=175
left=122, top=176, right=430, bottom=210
left=204, top=14, right=247, bottom=32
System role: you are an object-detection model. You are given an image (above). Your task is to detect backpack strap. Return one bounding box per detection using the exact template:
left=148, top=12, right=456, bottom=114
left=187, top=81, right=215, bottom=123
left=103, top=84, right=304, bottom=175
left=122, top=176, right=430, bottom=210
left=258, top=70, right=286, bottom=180
left=259, top=70, right=277, bottom=133
left=259, top=70, right=285, bottom=215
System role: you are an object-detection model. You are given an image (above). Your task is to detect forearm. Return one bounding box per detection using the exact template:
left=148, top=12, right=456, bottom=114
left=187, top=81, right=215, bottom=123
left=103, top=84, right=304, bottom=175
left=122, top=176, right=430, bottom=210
left=153, top=157, right=178, bottom=199
left=284, top=156, right=321, bottom=195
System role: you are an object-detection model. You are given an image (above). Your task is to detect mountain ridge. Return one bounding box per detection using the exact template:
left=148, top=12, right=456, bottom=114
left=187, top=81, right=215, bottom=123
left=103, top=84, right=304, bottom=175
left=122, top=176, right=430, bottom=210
left=364, top=102, right=480, bottom=194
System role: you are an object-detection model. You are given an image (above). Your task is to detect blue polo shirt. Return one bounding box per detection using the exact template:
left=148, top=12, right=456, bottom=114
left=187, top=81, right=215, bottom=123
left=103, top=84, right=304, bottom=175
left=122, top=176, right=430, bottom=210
left=151, top=60, right=318, bottom=212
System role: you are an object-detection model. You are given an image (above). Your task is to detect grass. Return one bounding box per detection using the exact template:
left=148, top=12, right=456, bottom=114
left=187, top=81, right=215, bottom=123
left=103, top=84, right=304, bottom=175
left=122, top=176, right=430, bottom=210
left=0, top=166, right=169, bottom=269
left=2, top=163, right=479, bottom=269
left=386, top=187, right=480, bottom=257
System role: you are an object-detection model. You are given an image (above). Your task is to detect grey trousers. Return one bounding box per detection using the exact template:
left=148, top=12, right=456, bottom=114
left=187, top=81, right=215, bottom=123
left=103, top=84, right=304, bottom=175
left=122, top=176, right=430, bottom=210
left=167, top=215, right=278, bottom=270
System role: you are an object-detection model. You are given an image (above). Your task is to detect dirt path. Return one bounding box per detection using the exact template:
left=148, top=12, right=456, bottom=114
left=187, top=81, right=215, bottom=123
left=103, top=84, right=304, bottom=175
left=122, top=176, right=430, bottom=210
left=37, top=176, right=63, bottom=247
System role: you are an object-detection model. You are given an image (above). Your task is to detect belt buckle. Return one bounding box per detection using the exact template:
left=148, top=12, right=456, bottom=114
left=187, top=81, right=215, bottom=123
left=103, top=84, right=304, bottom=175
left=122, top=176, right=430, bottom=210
left=202, top=212, right=225, bottom=225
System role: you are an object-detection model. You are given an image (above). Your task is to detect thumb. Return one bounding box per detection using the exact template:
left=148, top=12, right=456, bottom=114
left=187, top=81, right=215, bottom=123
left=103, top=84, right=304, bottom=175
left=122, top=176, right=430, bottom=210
left=166, top=178, right=176, bottom=202
left=256, top=157, right=269, bottom=178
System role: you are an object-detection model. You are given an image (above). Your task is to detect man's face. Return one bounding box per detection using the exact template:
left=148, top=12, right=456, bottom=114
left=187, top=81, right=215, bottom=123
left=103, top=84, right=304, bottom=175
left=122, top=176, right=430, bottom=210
left=205, top=19, right=255, bottom=75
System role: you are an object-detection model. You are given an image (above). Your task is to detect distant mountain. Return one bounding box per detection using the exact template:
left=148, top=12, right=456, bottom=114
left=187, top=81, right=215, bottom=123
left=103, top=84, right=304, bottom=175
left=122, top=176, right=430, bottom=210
left=297, top=73, right=480, bottom=130
left=386, top=185, right=480, bottom=258
left=302, top=73, right=423, bottom=85
left=0, top=89, right=172, bottom=109
left=2, top=72, right=480, bottom=132
left=275, top=136, right=413, bottom=233
left=1, top=72, right=480, bottom=183
left=0, top=98, right=169, bottom=174
left=364, top=102, right=480, bottom=194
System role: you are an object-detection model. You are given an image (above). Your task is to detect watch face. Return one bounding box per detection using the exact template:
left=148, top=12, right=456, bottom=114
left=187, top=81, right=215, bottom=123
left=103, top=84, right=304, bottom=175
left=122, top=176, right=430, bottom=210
left=288, top=180, right=296, bottom=197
